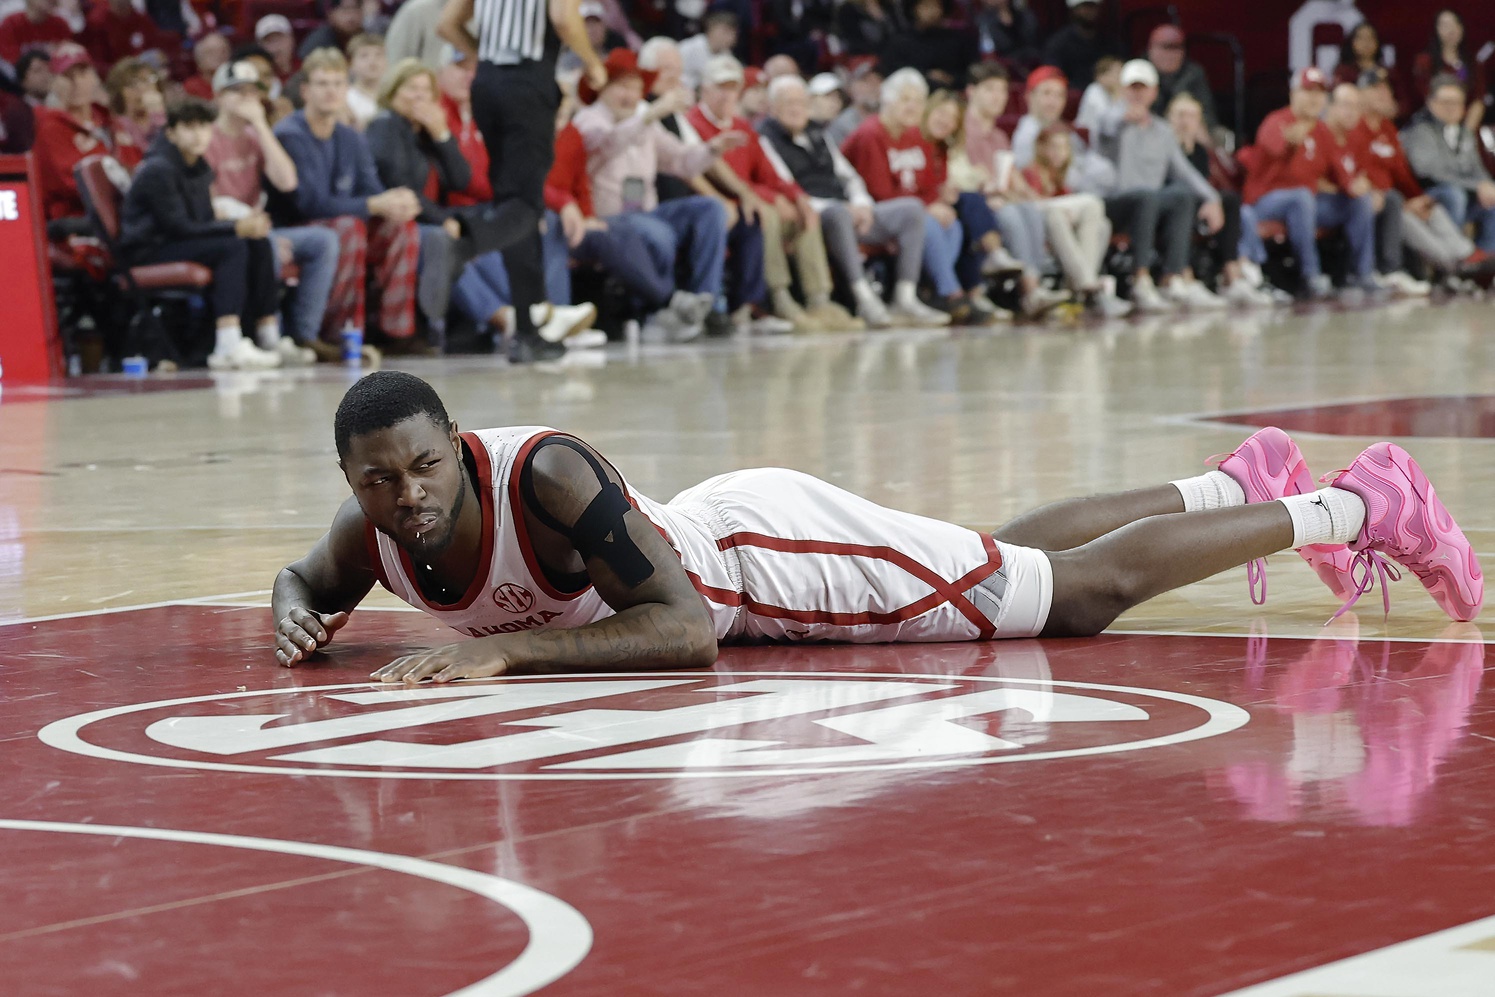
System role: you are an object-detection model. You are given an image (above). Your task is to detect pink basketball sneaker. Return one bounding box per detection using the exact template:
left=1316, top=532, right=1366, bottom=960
left=1328, top=442, right=1484, bottom=622
left=1211, top=427, right=1356, bottom=603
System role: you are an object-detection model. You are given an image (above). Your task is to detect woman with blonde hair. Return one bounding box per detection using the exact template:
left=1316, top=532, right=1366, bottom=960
left=365, top=58, right=473, bottom=351
left=1020, top=123, right=1130, bottom=316
left=106, top=57, right=166, bottom=153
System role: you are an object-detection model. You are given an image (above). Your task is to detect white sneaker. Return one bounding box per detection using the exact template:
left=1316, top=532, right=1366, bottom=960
left=981, top=247, right=1025, bottom=276
left=1381, top=271, right=1432, bottom=297
left=1238, top=259, right=1265, bottom=289
left=1130, top=278, right=1173, bottom=313
left=888, top=297, right=952, bottom=327
left=750, top=313, right=796, bottom=334
left=1164, top=278, right=1227, bottom=310
left=563, top=329, right=608, bottom=349
left=274, top=337, right=317, bottom=365
left=208, top=337, right=281, bottom=370
left=854, top=285, right=892, bottom=328
left=1089, top=289, right=1134, bottom=318
left=1021, top=285, right=1071, bottom=317
left=534, top=302, right=598, bottom=343
left=668, top=290, right=714, bottom=326
left=1223, top=280, right=1274, bottom=308
left=968, top=290, right=1013, bottom=321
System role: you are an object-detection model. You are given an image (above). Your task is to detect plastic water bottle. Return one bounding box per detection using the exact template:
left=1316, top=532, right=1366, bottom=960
left=341, top=321, right=363, bottom=363
left=121, top=355, right=148, bottom=376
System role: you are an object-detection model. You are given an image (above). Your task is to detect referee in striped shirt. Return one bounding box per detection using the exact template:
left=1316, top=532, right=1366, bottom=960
left=438, top=0, right=605, bottom=362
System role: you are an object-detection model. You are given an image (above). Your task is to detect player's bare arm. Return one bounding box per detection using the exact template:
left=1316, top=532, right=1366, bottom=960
left=372, top=437, right=718, bottom=684
left=272, top=496, right=376, bottom=667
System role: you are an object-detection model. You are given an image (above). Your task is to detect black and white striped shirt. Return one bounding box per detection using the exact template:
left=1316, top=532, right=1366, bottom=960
left=475, top=0, right=551, bottom=64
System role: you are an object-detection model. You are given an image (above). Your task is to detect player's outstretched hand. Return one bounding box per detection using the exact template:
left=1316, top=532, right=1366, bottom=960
left=371, top=641, right=508, bottom=685
left=274, top=609, right=349, bottom=667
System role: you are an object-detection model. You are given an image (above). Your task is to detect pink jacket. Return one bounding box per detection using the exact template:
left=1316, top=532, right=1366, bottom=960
left=572, top=103, right=717, bottom=217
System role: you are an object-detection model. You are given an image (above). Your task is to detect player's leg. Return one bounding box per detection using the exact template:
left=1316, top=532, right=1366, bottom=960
left=993, top=485, right=1185, bottom=551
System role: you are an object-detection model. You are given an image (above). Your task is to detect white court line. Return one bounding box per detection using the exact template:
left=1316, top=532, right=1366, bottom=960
left=0, top=818, right=591, bottom=997
left=1104, top=627, right=1491, bottom=644
left=0, top=591, right=275, bottom=628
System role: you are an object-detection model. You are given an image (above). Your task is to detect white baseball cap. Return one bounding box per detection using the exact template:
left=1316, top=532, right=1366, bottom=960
left=807, top=72, right=841, bottom=97
left=212, top=59, right=261, bottom=93
left=702, top=54, right=744, bottom=87
left=579, top=1, right=604, bottom=18
left=255, top=14, right=293, bottom=39
left=1119, top=58, right=1159, bottom=88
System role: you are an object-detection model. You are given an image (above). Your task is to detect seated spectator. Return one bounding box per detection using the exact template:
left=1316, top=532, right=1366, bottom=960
left=688, top=55, right=861, bottom=332
left=183, top=31, right=230, bottom=100
left=1074, top=55, right=1121, bottom=137
left=1354, top=68, right=1492, bottom=285
left=34, top=45, right=141, bottom=228
left=1148, top=24, right=1217, bottom=132
left=207, top=59, right=337, bottom=363
left=572, top=47, right=747, bottom=340
left=834, top=0, right=904, bottom=62
left=106, top=58, right=165, bottom=154
left=346, top=34, right=386, bottom=129
left=1402, top=74, right=1495, bottom=257
left=384, top=0, right=446, bottom=69
left=638, top=36, right=705, bottom=206
left=762, top=55, right=800, bottom=81
left=759, top=73, right=930, bottom=327
left=367, top=57, right=473, bottom=351
left=297, top=0, right=364, bottom=61
left=1240, top=67, right=1372, bottom=300
left=1166, top=93, right=1275, bottom=306
left=840, top=67, right=985, bottom=325
left=1022, top=123, right=1129, bottom=315
left=83, top=0, right=168, bottom=70
left=881, top=0, right=976, bottom=90
left=963, top=62, right=1120, bottom=315
left=1092, top=59, right=1226, bottom=311
left=268, top=48, right=425, bottom=350
left=1041, top=0, right=1123, bottom=91
left=0, top=83, right=33, bottom=152
left=118, top=99, right=283, bottom=370
left=974, top=0, right=1042, bottom=71
left=679, top=11, right=738, bottom=92
left=0, top=0, right=71, bottom=66
left=256, top=15, right=298, bottom=81
left=1322, top=82, right=1428, bottom=296
left=807, top=73, right=844, bottom=125
left=1334, top=21, right=1401, bottom=114
left=233, top=44, right=296, bottom=123
left=1413, top=9, right=1484, bottom=133
left=560, top=1, right=626, bottom=76
left=16, top=49, right=54, bottom=105
left=740, top=66, right=769, bottom=125
left=827, top=60, right=880, bottom=147
left=1011, top=65, right=1115, bottom=195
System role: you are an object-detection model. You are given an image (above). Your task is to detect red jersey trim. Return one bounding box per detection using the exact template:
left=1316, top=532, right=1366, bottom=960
left=507, top=431, right=596, bottom=603
left=712, top=531, right=1004, bottom=637
left=392, top=432, right=497, bottom=613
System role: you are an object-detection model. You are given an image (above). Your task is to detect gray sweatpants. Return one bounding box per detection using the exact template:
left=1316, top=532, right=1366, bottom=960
left=821, top=197, right=927, bottom=286
left=1402, top=201, right=1475, bottom=269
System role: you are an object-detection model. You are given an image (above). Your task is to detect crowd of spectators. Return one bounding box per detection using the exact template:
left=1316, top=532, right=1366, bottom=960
left=4, top=0, right=1495, bottom=371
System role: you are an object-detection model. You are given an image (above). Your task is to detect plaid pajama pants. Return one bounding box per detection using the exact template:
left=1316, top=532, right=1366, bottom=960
left=311, top=216, right=420, bottom=340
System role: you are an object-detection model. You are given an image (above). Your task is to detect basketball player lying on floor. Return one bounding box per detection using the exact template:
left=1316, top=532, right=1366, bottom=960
left=272, top=372, right=1483, bottom=683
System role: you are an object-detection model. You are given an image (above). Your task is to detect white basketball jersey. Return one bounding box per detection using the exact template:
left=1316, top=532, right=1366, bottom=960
left=365, top=427, right=742, bottom=639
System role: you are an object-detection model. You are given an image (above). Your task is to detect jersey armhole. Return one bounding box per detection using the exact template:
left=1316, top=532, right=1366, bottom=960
left=363, top=518, right=392, bottom=592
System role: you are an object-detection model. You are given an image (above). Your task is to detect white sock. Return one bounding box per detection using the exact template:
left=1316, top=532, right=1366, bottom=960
left=254, top=318, right=282, bottom=350
left=1280, top=488, right=1367, bottom=548
left=1170, top=470, right=1246, bottom=512
left=214, top=323, right=243, bottom=356
left=893, top=280, right=920, bottom=307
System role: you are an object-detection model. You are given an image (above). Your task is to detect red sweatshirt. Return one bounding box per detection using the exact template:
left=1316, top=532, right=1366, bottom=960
left=685, top=104, right=804, bottom=205
left=1352, top=116, right=1423, bottom=199
left=83, top=6, right=168, bottom=68
left=436, top=94, right=491, bottom=208
left=33, top=105, right=141, bottom=220
left=0, top=12, right=71, bottom=64
left=1242, top=106, right=1354, bottom=205
left=543, top=122, right=595, bottom=218
left=839, top=115, right=944, bottom=204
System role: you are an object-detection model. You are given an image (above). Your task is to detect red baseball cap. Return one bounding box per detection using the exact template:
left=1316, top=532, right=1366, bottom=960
left=1026, top=65, right=1069, bottom=92
left=50, top=43, right=94, bottom=76
left=1149, top=24, right=1185, bottom=48
left=1291, top=66, right=1328, bottom=92
left=578, top=48, right=658, bottom=105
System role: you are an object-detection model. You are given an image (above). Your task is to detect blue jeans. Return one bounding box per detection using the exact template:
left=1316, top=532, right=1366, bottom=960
left=952, top=191, right=1000, bottom=291
left=724, top=216, right=767, bottom=309
left=451, top=212, right=571, bottom=324
left=922, top=211, right=964, bottom=297
left=608, top=196, right=729, bottom=303
left=1427, top=183, right=1495, bottom=252
left=1314, top=191, right=1376, bottom=280
left=272, top=225, right=338, bottom=343
left=1240, top=187, right=1319, bottom=276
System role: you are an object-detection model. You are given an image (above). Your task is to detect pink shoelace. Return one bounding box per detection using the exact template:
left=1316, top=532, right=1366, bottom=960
left=1316, top=468, right=1402, bottom=624
left=1205, top=450, right=1270, bottom=606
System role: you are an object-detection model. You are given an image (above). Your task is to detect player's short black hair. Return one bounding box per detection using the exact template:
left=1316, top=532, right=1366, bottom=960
left=334, top=371, right=452, bottom=459
left=167, top=98, right=217, bottom=129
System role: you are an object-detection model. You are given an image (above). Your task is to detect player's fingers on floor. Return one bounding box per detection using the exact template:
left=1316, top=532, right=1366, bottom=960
left=275, top=632, right=307, bottom=663
left=401, top=655, right=450, bottom=684
left=290, top=608, right=328, bottom=642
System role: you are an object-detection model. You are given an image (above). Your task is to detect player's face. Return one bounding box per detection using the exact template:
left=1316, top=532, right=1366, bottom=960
left=343, top=416, right=468, bottom=557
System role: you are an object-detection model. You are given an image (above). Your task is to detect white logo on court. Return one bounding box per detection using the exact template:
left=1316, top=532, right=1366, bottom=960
left=38, top=672, right=1249, bottom=781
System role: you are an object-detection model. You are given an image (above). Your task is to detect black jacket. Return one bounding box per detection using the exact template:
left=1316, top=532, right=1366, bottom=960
left=366, top=110, right=471, bottom=225
left=118, top=134, right=235, bottom=261
left=1040, top=25, right=1124, bottom=90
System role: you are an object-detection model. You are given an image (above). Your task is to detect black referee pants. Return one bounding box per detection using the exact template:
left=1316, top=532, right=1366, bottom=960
left=470, top=59, right=560, bottom=336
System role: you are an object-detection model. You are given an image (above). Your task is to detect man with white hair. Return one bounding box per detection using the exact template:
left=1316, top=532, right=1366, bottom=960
left=760, top=73, right=933, bottom=327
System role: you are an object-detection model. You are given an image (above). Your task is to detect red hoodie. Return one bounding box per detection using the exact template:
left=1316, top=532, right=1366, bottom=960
left=1242, top=106, right=1354, bottom=205
left=839, top=115, right=944, bottom=204
left=1352, top=116, right=1424, bottom=199
left=434, top=94, right=491, bottom=208
left=685, top=104, right=804, bottom=205
left=0, top=12, right=72, bottom=64
left=33, top=105, right=142, bottom=220
left=543, top=122, right=595, bottom=218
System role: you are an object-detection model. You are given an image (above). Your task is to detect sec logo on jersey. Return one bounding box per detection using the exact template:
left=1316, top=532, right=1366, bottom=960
left=493, top=583, right=536, bottom=613
left=38, top=672, right=1249, bottom=781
